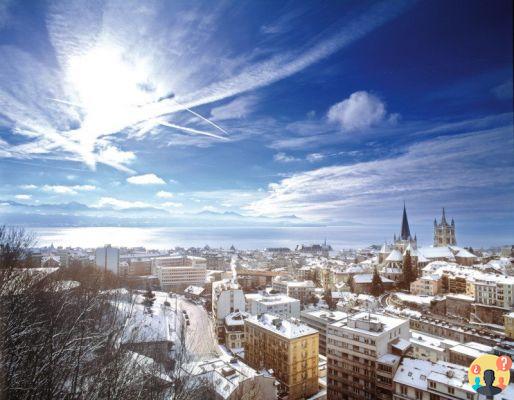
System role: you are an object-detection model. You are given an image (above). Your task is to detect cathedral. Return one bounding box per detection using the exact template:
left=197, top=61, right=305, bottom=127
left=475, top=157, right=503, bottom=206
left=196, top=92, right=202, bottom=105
left=433, top=208, right=456, bottom=246
left=393, top=203, right=417, bottom=253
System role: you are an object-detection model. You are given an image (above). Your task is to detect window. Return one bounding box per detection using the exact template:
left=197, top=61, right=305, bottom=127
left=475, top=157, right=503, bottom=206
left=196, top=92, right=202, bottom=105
left=448, top=387, right=455, bottom=395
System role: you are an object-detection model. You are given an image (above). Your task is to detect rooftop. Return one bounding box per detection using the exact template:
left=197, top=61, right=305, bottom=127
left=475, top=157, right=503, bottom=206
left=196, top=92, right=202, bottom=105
left=247, top=313, right=318, bottom=339
left=394, top=358, right=473, bottom=393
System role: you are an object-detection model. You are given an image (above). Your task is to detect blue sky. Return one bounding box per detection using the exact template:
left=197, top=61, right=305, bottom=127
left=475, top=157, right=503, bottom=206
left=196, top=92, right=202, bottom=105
left=0, top=0, right=512, bottom=246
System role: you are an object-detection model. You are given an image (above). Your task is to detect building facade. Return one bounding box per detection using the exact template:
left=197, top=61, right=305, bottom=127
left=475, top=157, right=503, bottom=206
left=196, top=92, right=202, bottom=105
left=433, top=208, right=456, bottom=246
left=244, top=314, right=319, bottom=399
left=300, top=310, right=347, bottom=356
left=326, top=312, right=410, bottom=400
left=245, top=292, right=300, bottom=318
left=153, top=256, right=207, bottom=292
left=95, top=244, right=120, bottom=274
left=212, top=280, right=245, bottom=341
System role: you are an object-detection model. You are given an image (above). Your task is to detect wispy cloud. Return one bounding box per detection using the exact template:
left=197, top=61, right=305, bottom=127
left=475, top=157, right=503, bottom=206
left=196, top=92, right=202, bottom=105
left=0, top=1, right=409, bottom=174
left=93, top=197, right=152, bottom=210
left=210, top=96, right=259, bottom=121
left=15, top=194, right=32, bottom=200
left=156, top=190, right=173, bottom=198
left=42, top=184, right=96, bottom=195
left=247, top=125, right=514, bottom=222
left=274, top=152, right=300, bottom=163
left=126, top=173, right=166, bottom=185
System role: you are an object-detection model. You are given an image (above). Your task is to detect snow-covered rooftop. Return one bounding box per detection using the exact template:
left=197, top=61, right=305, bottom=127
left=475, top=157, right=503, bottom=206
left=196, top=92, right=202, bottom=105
left=225, top=311, right=251, bottom=327
left=394, top=358, right=473, bottom=393
left=247, top=314, right=317, bottom=339
left=354, top=274, right=394, bottom=284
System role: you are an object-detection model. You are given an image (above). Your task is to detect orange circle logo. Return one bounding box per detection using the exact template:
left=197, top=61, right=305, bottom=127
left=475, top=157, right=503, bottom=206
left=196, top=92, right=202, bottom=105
left=468, top=354, right=511, bottom=396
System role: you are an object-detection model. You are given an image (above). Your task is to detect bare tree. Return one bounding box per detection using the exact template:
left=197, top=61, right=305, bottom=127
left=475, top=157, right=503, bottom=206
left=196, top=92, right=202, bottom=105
left=0, top=226, right=214, bottom=400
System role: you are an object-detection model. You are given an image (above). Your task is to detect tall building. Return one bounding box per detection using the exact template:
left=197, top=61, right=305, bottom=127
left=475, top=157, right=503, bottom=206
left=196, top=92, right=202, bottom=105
left=393, top=203, right=417, bottom=252
left=433, top=208, right=456, bottom=246
left=326, top=312, right=411, bottom=400
left=212, top=280, right=245, bottom=340
left=244, top=314, right=319, bottom=399
left=300, top=310, right=347, bottom=356
left=152, top=256, right=207, bottom=292
left=95, top=244, right=119, bottom=274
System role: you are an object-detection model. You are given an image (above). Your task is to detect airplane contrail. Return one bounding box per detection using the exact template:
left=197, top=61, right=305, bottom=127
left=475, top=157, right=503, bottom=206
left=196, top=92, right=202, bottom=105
left=157, top=120, right=228, bottom=140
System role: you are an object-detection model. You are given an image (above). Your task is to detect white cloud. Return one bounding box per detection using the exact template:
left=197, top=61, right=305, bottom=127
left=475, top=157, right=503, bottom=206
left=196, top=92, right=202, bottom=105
left=210, top=96, right=258, bottom=121
left=156, top=190, right=174, bottom=198
left=126, top=173, right=166, bottom=185
left=15, top=194, right=32, bottom=200
left=42, top=184, right=96, bottom=195
left=161, top=201, right=183, bottom=208
left=0, top=1, right=408, bottom=172
left=327, top=91, right=390, bottom=131
left=492, top=79, right=513, bottom=100
left=306, top=153, right=325, bottom=162
left=274, top=152, right=300, bottom=163
left=94, top=197, right=152, bottom=210
left=246, top=126, right=514, bottom=222
left=19, top=184, right=37, bottom=189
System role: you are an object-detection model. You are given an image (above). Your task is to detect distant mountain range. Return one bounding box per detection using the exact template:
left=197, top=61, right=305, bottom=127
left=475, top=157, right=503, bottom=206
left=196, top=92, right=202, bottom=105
left=0, top=200, right=321, bottom=227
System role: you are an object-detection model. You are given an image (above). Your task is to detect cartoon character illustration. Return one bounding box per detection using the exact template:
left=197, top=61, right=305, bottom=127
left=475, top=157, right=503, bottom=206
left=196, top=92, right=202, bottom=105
left=472, top=376, right=481, bottom=391
left=476, top=369, right=502, bottom=396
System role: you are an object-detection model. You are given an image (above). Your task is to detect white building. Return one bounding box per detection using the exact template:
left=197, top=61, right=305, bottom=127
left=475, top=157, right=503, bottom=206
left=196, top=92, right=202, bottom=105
left=245, top=292, right=300, bottom=318
left=224, top=311, right=251, bottom=352
left=212, top=280, right=245, bottom=340
left=152, top=256, right=207, bottom=292
left=409, top=330, right=459, bottom=363
left=393, top=358, right=476, bottom=400
left=272, top=278, right=316, bottom=303
left=326, top=312, right=411, bottom=400
left=182, top=357, right=277, bottom=400
left=95, top=244, right=119, bottom=274
left=300, top=309, right=347, bottom=356
left=474, top=276, right=514, bottom=308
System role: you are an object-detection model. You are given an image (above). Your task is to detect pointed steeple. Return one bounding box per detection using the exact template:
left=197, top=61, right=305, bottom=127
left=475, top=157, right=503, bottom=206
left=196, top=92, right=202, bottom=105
left=441, top=208, right=448, bottom=225
left=451, top=218, right=455, bottom=226
left=400, top=202, right=411, bottom=240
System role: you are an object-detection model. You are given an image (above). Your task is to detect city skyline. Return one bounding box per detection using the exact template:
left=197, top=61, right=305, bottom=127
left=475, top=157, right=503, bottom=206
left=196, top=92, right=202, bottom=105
left=0, top=0, right=513, bottom=245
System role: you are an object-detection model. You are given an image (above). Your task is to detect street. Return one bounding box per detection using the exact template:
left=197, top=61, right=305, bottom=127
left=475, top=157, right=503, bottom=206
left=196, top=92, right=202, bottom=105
left=177, top=296, right=220, bottom=359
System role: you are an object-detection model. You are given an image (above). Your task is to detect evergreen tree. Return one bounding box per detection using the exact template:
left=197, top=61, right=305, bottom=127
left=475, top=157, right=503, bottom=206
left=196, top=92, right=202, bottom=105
left=347, top=273, right=355, bottom=293
left=142, top=285, right=155, bottom=312
left=402, top=250, right=414, bottom=290
left=323, top=288, right=335, bottom=310
left=370, top=267, right=384, bottom=297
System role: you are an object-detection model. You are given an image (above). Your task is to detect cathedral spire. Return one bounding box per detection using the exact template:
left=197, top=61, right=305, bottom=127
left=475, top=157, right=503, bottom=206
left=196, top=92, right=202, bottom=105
left=441, top=207, right=448, bottom=225
left=400, top=202, right=411, bottom=240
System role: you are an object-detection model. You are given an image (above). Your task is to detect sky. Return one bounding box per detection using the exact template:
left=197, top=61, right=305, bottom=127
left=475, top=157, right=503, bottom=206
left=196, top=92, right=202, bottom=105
left=0, top=0, right=513, bottom=246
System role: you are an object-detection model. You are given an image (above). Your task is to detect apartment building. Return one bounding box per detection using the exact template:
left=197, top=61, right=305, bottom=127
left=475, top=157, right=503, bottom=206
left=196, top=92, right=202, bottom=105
left=410, top=275, right=442, bottom=296
left=244, top=314, right=319, bottom=399
left=212, top=280, right=245, bottom=341
left=224, top=311, right=250, bottom=352
left=245, top=292, right=300, bottom=318
left=474, top=276, right=514, bottom=308
left=272, top=278, right=316, bottom=304
left=300, top=309, right=347, bottom=356
left=152, top=256, right=207, bottom=292
left=393, top=358, right=476, bottom=400
left=326, top=312, right=410, bottom=400
left=95, top=244, right=119, bottom=274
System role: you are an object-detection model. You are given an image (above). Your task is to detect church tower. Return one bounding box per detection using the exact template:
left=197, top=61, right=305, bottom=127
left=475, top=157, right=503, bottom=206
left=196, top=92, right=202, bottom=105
left=433, top=208, right=456, bottom=246
left=394, top=203, right=417, bottom=252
